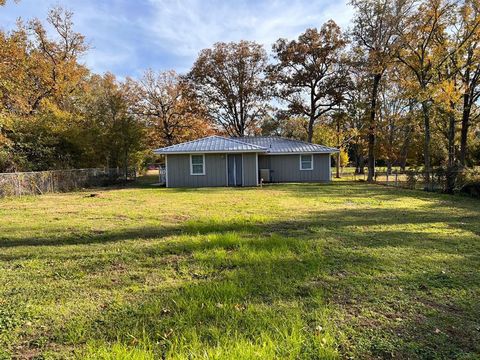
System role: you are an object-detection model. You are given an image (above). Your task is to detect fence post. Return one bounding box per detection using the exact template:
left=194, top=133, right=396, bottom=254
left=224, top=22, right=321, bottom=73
left=395, top=172, right=398, bottom=187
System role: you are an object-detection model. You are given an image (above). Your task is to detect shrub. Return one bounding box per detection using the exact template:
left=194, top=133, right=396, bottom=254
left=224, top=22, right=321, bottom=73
left=458, top=168, right=480, bottom=198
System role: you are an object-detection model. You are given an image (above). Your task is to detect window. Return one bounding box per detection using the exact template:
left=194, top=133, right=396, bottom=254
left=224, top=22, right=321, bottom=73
left=190, top=154, right=205, bottom=175
left=300, top=154, right=313, bottom=170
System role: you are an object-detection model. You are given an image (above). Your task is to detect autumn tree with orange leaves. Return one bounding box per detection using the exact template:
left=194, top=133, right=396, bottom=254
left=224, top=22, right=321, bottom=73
left=131, top=70, right=213, bottom=147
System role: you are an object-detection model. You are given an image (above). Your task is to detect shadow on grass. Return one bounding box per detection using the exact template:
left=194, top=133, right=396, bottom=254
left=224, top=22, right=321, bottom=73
left=65, top=222, right=480, bottom=359
left=2, top=201, right=479, bottom=249
left=2, top=184, right=480, bottom=358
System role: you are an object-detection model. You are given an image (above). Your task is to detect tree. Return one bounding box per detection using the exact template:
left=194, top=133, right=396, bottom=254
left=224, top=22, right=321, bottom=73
left=430, top=4, right=480, bottom=192
left=0, top=6, right=90, bottom=171
left=456, top=0, right=480, bottom=166
left=132, top=70, right=212, bottom=147
left=83, top=73, right=145, bottom=177
left=26, top=6, right=88, bottom=114
left=351, top=0, right=412, bottom=182
left=188, top=41, right=270, bottom=137
left=399, top=0, right=480, bottom=191
left=343, top=69, right=370, bottom=174
left=261, top=113, right=311, bottom=140
left=377, top=70, right=416, bottom=174
left=331, top=112, right=357, bottom=178
left=398, top=0, right=459, bottom=190
left=0, top=0, right=20, bottom=5
left=270, top=21, right=350, bottom=143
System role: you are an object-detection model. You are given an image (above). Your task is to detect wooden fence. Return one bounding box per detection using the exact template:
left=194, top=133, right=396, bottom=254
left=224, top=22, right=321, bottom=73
left=0, top=168, right=125, bottom=197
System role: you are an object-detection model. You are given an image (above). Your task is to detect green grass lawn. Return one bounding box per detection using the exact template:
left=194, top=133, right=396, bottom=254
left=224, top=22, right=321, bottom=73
left=1, top=179, right=479, bottom=359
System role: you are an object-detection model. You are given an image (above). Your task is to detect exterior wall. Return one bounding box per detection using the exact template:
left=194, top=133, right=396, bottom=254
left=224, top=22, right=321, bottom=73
left=242, top=153, right=258, bottom=186
left=166, top=154, right=227, bottom=187
left=258, top=154, right=331, bottom=183
left=166, top=152, right=331, bottom=187
left=258, top=155, right=271, bottom=170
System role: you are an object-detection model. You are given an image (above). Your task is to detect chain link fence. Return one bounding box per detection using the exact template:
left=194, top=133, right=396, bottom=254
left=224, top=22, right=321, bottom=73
left=348, top=167, right=480, bottom=196
left=0, top=168, right=127, bottom=197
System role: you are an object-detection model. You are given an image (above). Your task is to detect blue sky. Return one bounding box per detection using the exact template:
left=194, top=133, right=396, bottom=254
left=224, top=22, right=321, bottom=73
left=0, top=0, right=353, bottom=79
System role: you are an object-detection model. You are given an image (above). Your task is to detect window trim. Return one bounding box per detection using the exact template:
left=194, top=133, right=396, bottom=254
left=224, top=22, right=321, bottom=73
left=299, top=154, right=313, bottom=171
left=190, top=154, right=205, bottom=175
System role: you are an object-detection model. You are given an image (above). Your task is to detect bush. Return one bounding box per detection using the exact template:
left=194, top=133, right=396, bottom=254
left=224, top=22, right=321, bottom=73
left=460, top=182, right=480, bottom=198
left=458, top=168, right=480, bottom=198
left=339, top=149, right=349, bottom=167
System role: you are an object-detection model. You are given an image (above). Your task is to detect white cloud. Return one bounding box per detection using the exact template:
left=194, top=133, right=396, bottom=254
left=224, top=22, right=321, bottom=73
left=144, top=0, right=353, bottom=58
left=0, top=0, right=354, bottom=76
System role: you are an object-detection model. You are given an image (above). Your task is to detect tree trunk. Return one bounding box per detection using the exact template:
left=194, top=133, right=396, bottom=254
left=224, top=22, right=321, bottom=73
left=352, top=143, right=363, bottom=174
left=307, top=115, right=315, bottom=143
left=445, top=104, right=457, bottom=194
left=399, top=124, right=412, bottom=172
left=124, top=145, right=129, bottom=182
left=367, top=74, right=381, bottom=182
left=386, top=160, right=392, bottom=175
left=421, top=101, right=432, bottom=191
left=336, top=151, right=341, bottom=178
left=459, top=92, right=471, bottom=167
left=336, top=118, right=341, bottom=178
left=307, top=88, right=315, bottom=143
left=358, top=157, right=365, bottom=174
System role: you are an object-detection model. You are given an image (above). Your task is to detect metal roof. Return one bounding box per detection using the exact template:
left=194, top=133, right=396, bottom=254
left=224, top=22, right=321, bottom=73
left=153, top=135, right=267, bottom=154
left=154, top=135, right=338, bottom=154
left=233, top=136, right=338, bottom=154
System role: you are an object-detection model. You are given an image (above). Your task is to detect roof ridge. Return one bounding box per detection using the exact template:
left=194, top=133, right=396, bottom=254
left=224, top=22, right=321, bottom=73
left=240, top=136, right=280, bottom=139
left=277, top=136, right=337, bottom=149
left=227, top=136, right=267, bottom=149
left=232, top=135, right=337, bottom=146
left=154, top=135, right=269, bottom=153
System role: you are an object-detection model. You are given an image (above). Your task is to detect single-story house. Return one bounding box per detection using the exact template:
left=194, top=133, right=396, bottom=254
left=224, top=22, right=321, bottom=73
left=153, top=135, right=338, bottom=188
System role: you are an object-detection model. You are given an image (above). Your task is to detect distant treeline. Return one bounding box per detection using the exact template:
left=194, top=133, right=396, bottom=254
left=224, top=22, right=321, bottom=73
left=1, top=0, right=479, bottom=192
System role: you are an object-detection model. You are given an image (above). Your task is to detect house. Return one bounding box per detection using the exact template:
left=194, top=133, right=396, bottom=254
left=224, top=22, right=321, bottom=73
left=153, top=135, right=338, bottom=188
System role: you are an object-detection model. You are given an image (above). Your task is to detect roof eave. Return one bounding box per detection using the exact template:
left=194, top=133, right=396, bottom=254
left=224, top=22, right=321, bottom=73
left=154, top=149, right=267, bottom=155
left=267, top=150, right=339, bottom=155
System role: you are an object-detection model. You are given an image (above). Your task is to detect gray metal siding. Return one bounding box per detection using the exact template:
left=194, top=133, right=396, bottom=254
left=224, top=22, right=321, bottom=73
left=166, top=153, right=330, bottom=187
left=166, top=154, right=227, bottom=187
left=258, top=155, right=271, bottom=169
left=260, top=154, right=330, bottom=183
left=242, top=153, right=257, bottom=186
